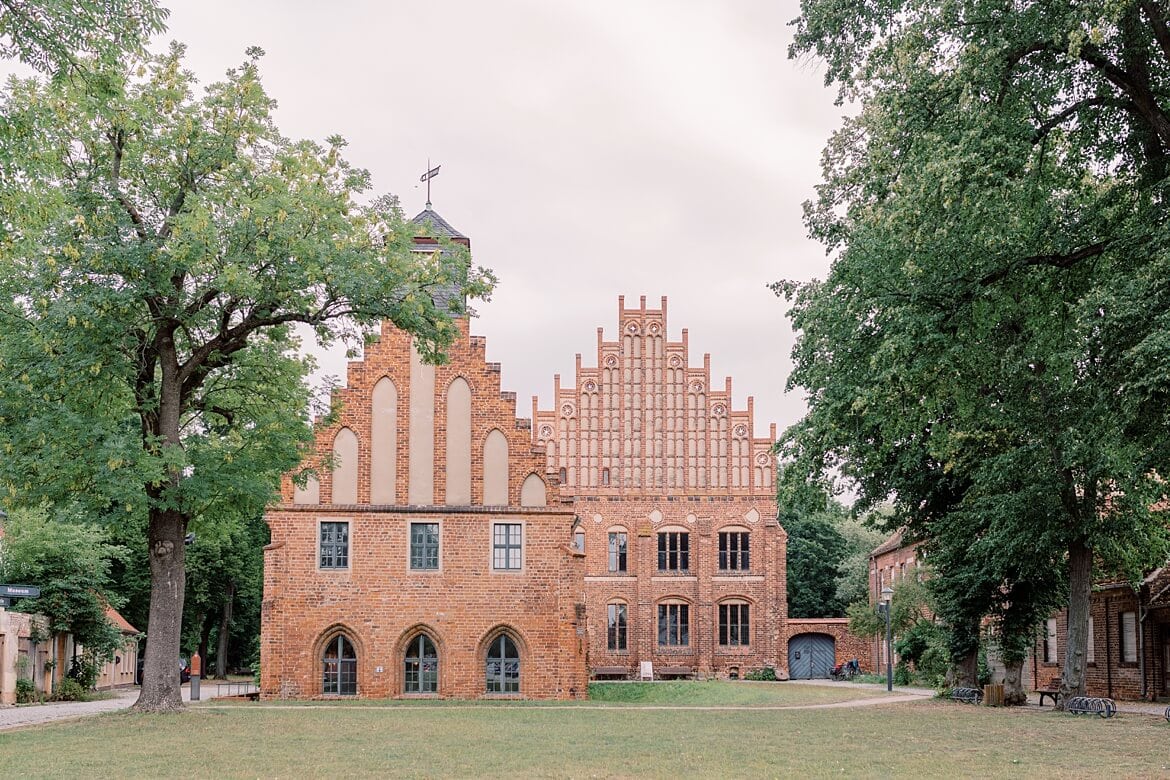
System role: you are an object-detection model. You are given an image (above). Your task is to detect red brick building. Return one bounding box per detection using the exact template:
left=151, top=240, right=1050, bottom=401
left=867, top=530, right=921, bottom=671
left=533, top=296, right=785, bottom=680
left=260, top=208, right=587, bottom=700
left=1028, top=568, right=1170, bottom=701
left=867, top=530, right=1170, bottom=701
left=261, top=209, right=806, bottom=698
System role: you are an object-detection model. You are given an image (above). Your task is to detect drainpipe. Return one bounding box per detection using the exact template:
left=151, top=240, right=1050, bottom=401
left=1031, top=628, right=1038, bottom=690
left=1135, top=584, right=1147, bottom=700
left=1104, top=597, right=1113, bottom=699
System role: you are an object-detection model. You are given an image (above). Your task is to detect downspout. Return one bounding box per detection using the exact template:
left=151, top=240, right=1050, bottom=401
left=1031, top=626, right=1038, bottom=689
left=1105, top=596, right=1113, bottom=699
left=1135, top=584, right=1147, bottom=700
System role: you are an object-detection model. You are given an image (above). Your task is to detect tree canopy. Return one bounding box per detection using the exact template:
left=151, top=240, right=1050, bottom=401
left=784, top=0, right=1170, bottom=702
left=0, top=0, right=167, bottom=75
left=0, top=42, right=494, bottom=711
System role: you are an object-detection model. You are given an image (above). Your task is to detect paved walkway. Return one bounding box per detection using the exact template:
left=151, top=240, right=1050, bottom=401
left=0, top=687, right=139, bottom=731
left=0, top=680, right=254, bottom=731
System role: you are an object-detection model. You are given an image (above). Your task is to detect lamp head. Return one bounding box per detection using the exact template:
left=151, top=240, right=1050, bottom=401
left=880, top=585, right=894, bottom=604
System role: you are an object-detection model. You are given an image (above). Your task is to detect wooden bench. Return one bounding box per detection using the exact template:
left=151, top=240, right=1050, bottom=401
left=657, top=665, right=693, bottom=679
left=1035, top=676, right=1062, bottom=707
left=590, top=666, right=629, bottom=680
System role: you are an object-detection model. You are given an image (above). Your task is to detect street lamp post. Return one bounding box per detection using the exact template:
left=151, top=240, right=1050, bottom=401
left=879, top=585, right=894, bottom=692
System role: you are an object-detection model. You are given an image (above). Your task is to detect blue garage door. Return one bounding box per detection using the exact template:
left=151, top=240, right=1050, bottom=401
left=788, top=633, right=835, bottom=679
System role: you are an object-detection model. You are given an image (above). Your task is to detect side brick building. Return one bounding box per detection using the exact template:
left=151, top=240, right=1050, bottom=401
left=533, top=297, right=785, bottom=680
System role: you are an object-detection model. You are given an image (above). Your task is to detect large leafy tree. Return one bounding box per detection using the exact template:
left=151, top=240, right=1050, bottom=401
left=0, top=44, right=493, bottom=711
left=785, top=0, right=1170, bottom=705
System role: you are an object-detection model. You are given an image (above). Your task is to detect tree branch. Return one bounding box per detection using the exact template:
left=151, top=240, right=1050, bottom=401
left=1031, top=96, right=1133, bottom=144
left=979, top=241, right=1111, bottom=287
left=1141, top=1, right=1170, bottom=63
left=107, top=128, right=149, bottom=242
left=1079, top=42, right=1170, bottom=149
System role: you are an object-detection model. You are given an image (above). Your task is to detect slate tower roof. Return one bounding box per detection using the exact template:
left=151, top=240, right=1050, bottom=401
left=408, top=205, right=470, bottom=314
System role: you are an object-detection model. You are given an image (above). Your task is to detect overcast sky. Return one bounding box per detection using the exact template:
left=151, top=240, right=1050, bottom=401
left=111, top=1, right=849, bottom=437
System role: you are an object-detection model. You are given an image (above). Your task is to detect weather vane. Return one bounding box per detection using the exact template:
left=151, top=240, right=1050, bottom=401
left=420, top=160, right=441, bottom=209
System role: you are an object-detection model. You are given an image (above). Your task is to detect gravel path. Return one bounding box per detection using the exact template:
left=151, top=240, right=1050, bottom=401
left=0, top=687, right=139, bottom=731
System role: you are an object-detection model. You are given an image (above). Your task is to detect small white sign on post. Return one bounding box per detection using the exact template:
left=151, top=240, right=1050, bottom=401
left=639, top=661, right=654, bottom=681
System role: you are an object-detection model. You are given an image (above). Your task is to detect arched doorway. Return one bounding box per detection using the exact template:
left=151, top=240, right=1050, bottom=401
left=485, top=633, right=520, bottom=693
left=404, top=634, right=438, bottom=694
left=788, top=633, right=835, bottom=679
left=322, top=634, right=357, bottom=695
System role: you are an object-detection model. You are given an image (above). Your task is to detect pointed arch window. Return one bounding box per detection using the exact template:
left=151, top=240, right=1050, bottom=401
left=404, top=634, right=438, bottom=694
left=322, top=635, right=357, bottom=695
left=485, top=633, right=520, bottom=693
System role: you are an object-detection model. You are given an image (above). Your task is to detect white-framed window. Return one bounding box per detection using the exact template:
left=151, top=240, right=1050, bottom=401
left=319, top=521, right=349, bottom=569
left=1043, top=617, right=1058, bottom=663
left=1087, top=616, right=1095, bottom=664
left=492, top=523, right=523, bottom=570
left=409, top=522, right=440, bottom=570
left=573, top=530, right=585, bottom=553
left=1121, top=611, right=1138, bottom=663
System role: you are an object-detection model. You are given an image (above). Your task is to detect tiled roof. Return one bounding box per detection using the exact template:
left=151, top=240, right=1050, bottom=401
left=870, top=529, right=906, bottom=558
left=104, top=605, right=138, bottom=635
left=410, top=207, right=466, bottom=239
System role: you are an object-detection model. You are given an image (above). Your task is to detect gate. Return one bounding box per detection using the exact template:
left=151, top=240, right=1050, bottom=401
left=788, top=633, right=835, bottom=679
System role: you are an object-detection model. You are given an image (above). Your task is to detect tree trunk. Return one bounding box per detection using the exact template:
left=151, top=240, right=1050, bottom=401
left=199, top=612, right=214, bottom=665
left=947, top=650, right=979, bottom=688
left=215, top=580, right=235, bottom=679
left=1002, top=659, right=1027, bottom=705
left=1059, top=538, right=1093, bottom=709
left=133, top=508, right=187, bottom=712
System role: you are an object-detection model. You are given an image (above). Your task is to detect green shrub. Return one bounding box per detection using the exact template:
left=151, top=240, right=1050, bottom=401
left=15, top=677, right=38, bottom=704
left=53, top=678, right=86, bottom=701
left=744, top=666, right=777, bottom=681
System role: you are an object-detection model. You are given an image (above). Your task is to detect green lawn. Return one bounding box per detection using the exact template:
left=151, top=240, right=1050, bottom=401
left=586, top=680, right=887, bottom=705
left=0, top=684, right=1166, bottom=777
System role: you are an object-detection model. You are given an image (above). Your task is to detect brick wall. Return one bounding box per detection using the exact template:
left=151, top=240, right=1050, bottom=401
left=263, top=318, right=587, bottom=700
left=577, top=496, right=784, bottom=679
left=1026, top=585, right=1170, bottom=701
left=783, top=619, right=871, bottom=674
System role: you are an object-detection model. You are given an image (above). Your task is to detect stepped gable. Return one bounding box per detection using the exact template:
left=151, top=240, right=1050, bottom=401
left=532, top=295, right=777, bottom=494
left=278, top=317, right=549, bottom=508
